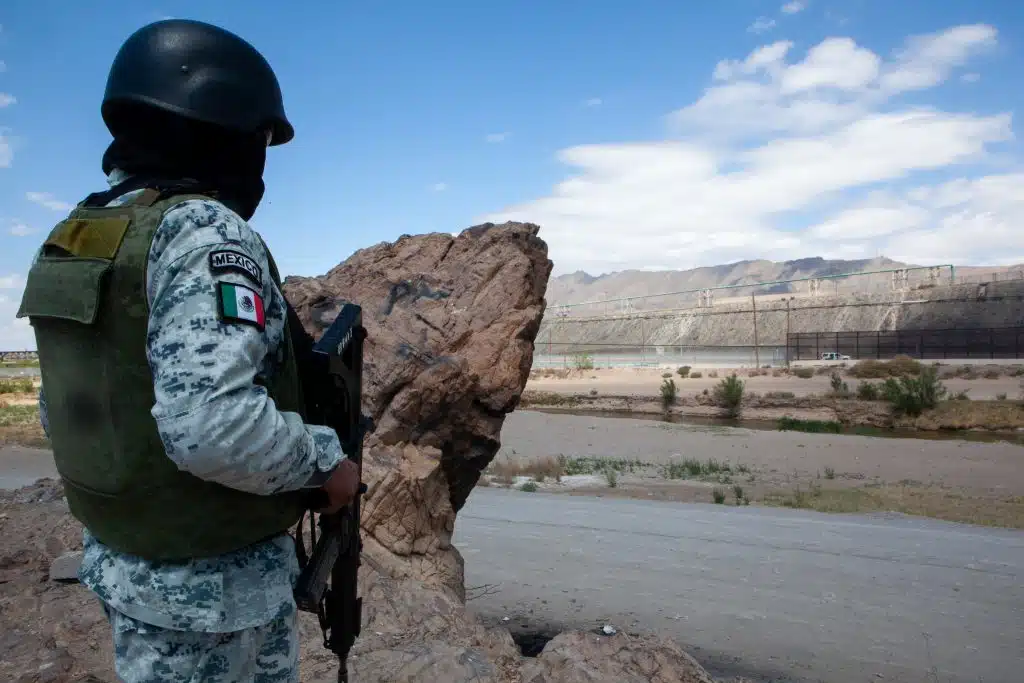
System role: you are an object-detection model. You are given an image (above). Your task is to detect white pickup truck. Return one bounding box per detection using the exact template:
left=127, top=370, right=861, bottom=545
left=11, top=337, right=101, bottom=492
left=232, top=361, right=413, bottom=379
left=820, top=351, right=851, bottom=361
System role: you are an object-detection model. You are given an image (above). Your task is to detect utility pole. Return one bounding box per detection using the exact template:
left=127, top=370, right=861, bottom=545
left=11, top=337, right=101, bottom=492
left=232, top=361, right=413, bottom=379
left=785, top=299, right=791, bottom=369
left=752, top=294, right=760, bottom=368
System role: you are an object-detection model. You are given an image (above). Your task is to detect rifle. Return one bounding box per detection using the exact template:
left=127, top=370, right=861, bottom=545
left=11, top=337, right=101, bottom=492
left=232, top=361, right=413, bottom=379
left=288, top=301, right=373, bottom=683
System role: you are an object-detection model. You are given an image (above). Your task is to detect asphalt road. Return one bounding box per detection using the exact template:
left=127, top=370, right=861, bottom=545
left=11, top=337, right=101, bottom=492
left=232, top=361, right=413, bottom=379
left=455, top=487, right=1024, bottom=683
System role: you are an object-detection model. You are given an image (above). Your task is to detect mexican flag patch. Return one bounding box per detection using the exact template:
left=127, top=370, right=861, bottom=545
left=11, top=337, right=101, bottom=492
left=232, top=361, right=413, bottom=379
left=217, top=281, right=265, bottom=329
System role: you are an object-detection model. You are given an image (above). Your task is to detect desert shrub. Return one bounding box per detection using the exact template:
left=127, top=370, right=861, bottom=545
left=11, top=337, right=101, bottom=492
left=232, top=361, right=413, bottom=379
left=712, top=489, right=726, bottom=504
left=792, top=367, right=814, bottom=379
left=815, top=365, right=834, bottom=376
left=983, top=369, right=1001, bottom=379
left=713, top=374, right=745, bottom=418
left=881, top=366, right=947, bottom=417
left=519, top=481, right=538, bottom=493
left=662, top=372, right=672, bottom=378
left=604, top=466, right=618, bottom=488
left=708, top=370, right=719, bottom=379
left=659, top=378, right=677, bottom=409
left=572, top=352, right=594, bottom=371
left=829, top=373, right=851, bottom=397
left=856, top=381, right=881, bottom=401
left=690, top=371, right=703, bottom=379
left=676, top=366, right=691, bottom=378
left=886, top=355, right=924, bottom=376
left=733, top=485, right=744, bottom=503
left=824, top=467, right=836, bottom=480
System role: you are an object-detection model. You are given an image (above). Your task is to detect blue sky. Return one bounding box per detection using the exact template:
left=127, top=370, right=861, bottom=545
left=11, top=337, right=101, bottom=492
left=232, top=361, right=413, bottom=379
left=2, top=1, right=1024, bottom=348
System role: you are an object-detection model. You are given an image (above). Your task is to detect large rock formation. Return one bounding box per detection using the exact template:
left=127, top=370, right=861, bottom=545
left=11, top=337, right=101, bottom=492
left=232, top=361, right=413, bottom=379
left=282, top=221, right=552, bottom=597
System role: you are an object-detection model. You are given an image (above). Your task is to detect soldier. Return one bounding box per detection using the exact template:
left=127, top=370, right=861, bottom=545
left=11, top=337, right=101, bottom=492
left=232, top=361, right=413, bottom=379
left=19, top=19, right=360, bottom=682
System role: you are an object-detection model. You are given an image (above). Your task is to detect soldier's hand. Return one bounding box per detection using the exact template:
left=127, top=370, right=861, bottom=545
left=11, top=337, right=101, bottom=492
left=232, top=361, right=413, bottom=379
left=319, top=459, right=360, bottom=513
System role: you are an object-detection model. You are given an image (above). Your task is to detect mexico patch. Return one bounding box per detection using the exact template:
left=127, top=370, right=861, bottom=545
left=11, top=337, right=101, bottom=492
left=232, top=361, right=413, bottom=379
left=217, top=282, right=265, bottom=330
left=209, top=249, right=262, bottom=286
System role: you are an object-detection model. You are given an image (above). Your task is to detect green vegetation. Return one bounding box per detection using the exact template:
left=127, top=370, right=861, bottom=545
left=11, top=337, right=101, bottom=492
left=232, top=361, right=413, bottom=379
left=880, top=366, right=946, bottom=417
left=659, top=378, right=677, bottom=409
left=519, top=481, right=538, bottom=493
left=0, top=378, right=34, bottom=394
left=712, top=374, right=745, bottom=418
left=792, top=367, right=814, bottom=379
left=712, top=489, right=726, bottom=504
left=856, top=381, right=881, bottom=400
left=776, top=416, right=842, bottom=434
left=829, top=373, right=851, bottom=398
left=676, top=365, right=691, bottom=378
left=572, top=352, right=595, bottom=371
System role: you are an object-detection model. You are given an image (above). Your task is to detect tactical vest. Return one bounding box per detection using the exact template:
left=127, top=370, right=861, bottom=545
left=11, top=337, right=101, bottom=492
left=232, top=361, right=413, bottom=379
left=16, top=188, right=308, bottom=561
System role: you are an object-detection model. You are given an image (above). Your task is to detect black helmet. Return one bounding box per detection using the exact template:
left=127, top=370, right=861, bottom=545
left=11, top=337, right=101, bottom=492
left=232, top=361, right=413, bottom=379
left=101, top=19, right=294, bottom=145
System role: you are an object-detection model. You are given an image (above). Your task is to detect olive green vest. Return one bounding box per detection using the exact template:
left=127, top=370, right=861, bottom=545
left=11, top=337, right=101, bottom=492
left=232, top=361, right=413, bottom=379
left=16, top=189, right=308, bottom=561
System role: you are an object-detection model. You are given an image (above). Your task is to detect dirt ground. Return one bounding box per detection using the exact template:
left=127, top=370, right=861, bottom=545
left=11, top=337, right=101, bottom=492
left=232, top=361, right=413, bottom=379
left=486, top=410, right=1024, bottom=529
left=527, top=364, right=1024, bottom=401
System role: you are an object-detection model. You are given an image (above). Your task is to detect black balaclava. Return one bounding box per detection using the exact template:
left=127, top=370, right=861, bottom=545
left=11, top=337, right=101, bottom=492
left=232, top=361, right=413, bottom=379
left=100, top=104, right=268, bottom=221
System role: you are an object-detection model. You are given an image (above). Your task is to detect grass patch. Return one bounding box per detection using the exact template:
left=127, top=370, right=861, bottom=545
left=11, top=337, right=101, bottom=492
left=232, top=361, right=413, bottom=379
left=519, top=390, right=579, bottom=407
left=764, top=484, right=1024, bottom=529
left=572, top=352, right=594, bottom=371
left=776, top=416, right=843, bottom=434
left=903, top=400, right=1024, bottom=431
left=0, top=378, right=34, bottom=394
left=0, top=401, right=48, bottom=448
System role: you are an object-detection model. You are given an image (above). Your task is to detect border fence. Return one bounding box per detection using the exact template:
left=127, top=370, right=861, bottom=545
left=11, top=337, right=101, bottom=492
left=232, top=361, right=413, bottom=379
left=787, top=327, right=1024, bottom=361
left=0, top=351, right=38, bottom=363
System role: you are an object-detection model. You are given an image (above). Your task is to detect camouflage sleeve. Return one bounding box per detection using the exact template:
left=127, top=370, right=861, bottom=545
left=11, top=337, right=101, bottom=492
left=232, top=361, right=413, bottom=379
left=144, top=198, right=344, bottom=495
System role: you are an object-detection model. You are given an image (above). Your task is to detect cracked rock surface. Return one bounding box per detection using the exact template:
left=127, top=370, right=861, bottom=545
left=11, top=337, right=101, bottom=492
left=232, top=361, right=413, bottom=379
left=282, top=221, right=552, bottom=597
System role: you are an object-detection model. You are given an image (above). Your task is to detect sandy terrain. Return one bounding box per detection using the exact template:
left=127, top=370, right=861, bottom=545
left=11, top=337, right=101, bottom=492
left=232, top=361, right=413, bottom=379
left=488, top=410, right=1024, bottom=528
left=527, top=365, right=1024, bottom=401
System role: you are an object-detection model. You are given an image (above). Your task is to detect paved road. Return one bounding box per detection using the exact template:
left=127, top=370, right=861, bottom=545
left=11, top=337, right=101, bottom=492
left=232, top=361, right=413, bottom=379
left=0, top=445, right=56, bottom=490
left=455, top=487, right=1024, bottom=683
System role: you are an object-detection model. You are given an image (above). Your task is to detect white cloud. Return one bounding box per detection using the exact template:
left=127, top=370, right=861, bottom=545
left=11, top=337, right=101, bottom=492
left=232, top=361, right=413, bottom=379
left=486, top=132, right=510, bottom=143
left=0, top=133, right=10, bottom=168
left=584, top=97, right=603, bottom=107
left=9, top=221, right=34, bottom=237
left=431, top=182, right=448, bottom=192
left=0, top=93, right=14, bottom=108
left=0, top=274, right=25, bottom=290
left=748, top=17, right=776, bottom=35
left=26, top=192, right=73, bottom=212
left=479, top=24, right=1024, bottom=275
left=781, top=1, right=806, bottom=14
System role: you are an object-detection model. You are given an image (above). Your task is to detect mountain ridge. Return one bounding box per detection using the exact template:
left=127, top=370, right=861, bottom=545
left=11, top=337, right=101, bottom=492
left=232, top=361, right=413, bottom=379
left=547, top=256, right=1024, bottom=306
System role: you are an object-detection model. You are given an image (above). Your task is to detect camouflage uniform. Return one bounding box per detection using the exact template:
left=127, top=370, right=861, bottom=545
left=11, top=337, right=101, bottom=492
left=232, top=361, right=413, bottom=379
left=39, top=169, right=343, bottom=682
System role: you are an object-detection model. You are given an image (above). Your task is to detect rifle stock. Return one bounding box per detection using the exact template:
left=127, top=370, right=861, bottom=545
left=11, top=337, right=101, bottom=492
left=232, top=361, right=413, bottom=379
left=289, top=302, right=372, bottom=683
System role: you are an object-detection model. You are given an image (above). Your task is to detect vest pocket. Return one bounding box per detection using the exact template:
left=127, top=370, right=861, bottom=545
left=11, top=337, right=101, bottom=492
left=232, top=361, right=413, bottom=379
left=17, top=256, right=111, bottom=325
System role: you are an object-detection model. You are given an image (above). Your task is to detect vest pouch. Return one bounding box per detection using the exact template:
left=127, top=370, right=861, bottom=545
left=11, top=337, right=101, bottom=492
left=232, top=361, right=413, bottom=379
left=17, top=255, right=143, bottom=496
